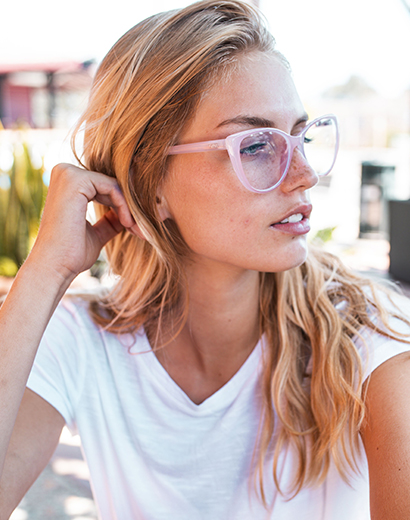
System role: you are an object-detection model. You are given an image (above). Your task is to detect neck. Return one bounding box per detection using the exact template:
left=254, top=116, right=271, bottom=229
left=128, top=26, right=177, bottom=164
left=184, top=260, right=260, bottom=358
left=153, top=258, right=261, bottom=404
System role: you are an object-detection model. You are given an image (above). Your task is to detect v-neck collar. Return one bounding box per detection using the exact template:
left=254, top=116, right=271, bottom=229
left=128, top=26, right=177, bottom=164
left=131, top=331, right=263, bottom=415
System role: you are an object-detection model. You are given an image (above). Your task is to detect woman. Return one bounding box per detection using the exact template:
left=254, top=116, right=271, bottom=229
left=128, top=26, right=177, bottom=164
left=1, top=1, right=410, bottom=518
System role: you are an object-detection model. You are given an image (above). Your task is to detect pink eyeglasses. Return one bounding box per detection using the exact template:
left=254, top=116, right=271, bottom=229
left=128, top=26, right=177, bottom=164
left=168, top=114, right=339, bottom=193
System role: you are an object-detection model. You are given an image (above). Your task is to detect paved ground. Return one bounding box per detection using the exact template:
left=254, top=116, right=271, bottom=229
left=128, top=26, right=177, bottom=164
left=5, top=239, right=410, bottom=519
left=10, top=429, right=97, bottom=520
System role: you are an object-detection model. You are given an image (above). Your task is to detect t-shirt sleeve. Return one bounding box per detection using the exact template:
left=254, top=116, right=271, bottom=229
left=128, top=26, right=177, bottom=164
left=355, top=291, right=410, bottom=381
left=26, top=298, right=87, bottom=434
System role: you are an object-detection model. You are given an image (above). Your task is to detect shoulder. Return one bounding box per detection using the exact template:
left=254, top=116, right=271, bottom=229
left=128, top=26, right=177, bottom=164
left=44, top=293, right=148, bottom=358
left=350, top=287, right=410, bottom=380
left=36, top=295, right=108, bottom=374
left=360, top=347, right=410, bottom=519
left=46, top=293, right=107, bottom=343
left=35, top=294, right=103, bottom=363
left=359, top=289, right=410, bottom=519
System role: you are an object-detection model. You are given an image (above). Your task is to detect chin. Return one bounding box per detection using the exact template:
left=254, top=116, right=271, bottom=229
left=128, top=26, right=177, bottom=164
left=262, top=240, right=309, bottom=273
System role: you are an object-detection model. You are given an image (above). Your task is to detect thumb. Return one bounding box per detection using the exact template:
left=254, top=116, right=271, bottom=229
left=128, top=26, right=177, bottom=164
left=92, top=209, right=125, bottom=248
left=92, top=209, right=148, bottom=247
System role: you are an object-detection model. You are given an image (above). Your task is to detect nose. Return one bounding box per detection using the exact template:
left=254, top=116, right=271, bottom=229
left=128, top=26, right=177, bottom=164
left=280, top=147, right=319, bottom=192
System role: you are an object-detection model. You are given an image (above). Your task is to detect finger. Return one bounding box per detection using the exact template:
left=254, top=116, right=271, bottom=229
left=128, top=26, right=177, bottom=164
left=86, top=177, right=137, bottom=231
left=51, top=164, right=147, bottom=240
left=92, top=209, right=124, bottom=248
left=52, top=165, right=134, bottom=229
left=89, top=181, right=149, bottom=240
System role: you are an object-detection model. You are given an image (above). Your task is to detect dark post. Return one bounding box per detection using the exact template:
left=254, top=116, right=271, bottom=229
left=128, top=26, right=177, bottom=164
left=389, top=200, right=410, bottom=283
left=46, top=72, right=56, bottom=128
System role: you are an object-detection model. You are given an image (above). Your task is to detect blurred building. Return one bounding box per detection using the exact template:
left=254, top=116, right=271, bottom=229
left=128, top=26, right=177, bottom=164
left=305, top=75, right=410, bottom=244
left=1, top=65, right=409, bottom=276
left=0, top=61, right=95, bottom=129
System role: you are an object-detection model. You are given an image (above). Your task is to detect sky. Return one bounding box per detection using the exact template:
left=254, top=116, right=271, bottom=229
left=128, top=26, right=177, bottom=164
left=1, top=0, right=410, bottom=99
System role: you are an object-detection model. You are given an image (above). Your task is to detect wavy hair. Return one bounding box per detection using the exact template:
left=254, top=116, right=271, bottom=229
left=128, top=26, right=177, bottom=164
left=72, top=0, right=410, bottom=502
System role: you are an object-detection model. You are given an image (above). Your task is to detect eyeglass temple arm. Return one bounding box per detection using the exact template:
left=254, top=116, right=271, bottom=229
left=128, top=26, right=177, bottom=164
left=168, top=139, right=227, bottom=155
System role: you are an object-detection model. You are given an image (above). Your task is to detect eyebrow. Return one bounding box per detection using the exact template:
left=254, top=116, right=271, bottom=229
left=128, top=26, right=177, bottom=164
left=216, top=114, right=309, bottom=130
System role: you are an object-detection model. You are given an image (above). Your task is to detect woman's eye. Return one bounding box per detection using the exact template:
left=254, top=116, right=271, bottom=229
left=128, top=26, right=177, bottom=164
left=304, top=136, right=313, bottom=144
left=240, top=141, right=271, bottom=157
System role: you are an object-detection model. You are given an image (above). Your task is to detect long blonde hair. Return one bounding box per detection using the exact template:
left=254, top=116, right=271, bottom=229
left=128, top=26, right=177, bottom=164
left=72, top=0, right=410, bottom=501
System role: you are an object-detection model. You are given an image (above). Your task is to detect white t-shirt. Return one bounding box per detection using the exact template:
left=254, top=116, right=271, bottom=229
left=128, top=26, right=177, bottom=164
left=27, top=295, right=410, bottom=520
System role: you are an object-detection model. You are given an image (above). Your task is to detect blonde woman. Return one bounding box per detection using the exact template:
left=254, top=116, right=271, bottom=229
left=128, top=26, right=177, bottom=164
left=1, top=1, right=410, bottom=518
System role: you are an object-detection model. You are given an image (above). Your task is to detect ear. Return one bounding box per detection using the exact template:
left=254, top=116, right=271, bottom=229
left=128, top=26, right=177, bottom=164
left=155, top=189, right=172, bottom=222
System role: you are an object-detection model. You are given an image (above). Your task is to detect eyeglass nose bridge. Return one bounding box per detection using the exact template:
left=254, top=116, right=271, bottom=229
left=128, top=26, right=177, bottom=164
left=279, top=133, right=309, bottom=184
left=287, top=132, right=308, bottom=164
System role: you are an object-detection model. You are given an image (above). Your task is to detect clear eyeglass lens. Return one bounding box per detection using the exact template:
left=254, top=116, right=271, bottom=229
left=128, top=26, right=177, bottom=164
left=239, top=130, right=289, bottom=190
left=303, top=117, right=337, bottom=176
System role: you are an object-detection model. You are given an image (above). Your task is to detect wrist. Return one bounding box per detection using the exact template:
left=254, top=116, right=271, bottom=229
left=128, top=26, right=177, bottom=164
left=19, top=252, right=77, bottom=299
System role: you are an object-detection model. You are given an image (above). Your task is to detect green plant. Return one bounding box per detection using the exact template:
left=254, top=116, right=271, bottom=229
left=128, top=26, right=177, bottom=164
left=310, top=226, right=337, bottom=246
left=0, top=137, right=47, bottom=276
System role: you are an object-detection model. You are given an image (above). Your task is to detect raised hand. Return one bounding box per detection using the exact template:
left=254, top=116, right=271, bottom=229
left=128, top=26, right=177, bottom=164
left=29, top=163, right=141, bottom=285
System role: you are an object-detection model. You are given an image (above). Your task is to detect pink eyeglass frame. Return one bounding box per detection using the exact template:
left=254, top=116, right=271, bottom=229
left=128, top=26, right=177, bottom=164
left=168, top=114, right=339, bottom=193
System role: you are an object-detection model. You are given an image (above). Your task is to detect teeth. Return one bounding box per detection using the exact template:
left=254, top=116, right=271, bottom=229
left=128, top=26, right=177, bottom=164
left=280, top=213, right=303, bottom=224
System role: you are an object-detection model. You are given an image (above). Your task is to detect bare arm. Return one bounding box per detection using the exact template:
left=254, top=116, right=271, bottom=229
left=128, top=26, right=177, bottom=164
left=0, top=259, right=70, bottom=491
left=361, top=351, right=410, bottom=519
left=0, top=163, right=140, bottom=514
left=0, top=389, right=65, bottom=517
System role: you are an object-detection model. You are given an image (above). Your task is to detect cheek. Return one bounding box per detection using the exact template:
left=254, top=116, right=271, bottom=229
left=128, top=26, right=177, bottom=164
left=164, top=162, right=258, bottom=251
left=226, top=215, right=255, bottom=237
left=164, top=158, right=231, bottom=224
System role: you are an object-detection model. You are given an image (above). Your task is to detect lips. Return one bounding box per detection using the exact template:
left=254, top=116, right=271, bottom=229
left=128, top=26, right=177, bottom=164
left=271, top=203, right=312, bottom=226
left=279, top=213, right=303, bottom=224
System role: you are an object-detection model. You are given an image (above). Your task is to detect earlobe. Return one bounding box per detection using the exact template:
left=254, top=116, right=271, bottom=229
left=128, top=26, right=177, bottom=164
left=156, top=195, right=172, bottom=222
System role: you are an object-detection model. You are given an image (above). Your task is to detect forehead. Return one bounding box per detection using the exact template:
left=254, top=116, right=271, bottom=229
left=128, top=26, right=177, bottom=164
left=181, top=53, right=305, bottom=140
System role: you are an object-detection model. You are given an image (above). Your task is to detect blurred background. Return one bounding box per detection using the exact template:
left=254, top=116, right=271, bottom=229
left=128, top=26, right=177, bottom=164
left=1, top=0, right=410, bottom=518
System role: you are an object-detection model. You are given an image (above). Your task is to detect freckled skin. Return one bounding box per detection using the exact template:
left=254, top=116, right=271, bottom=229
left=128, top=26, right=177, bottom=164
left=161, top=53, right=319, bottom=275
